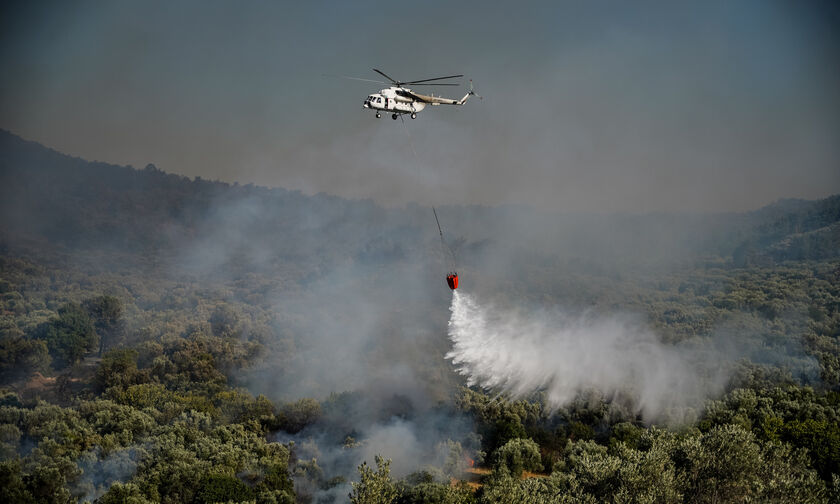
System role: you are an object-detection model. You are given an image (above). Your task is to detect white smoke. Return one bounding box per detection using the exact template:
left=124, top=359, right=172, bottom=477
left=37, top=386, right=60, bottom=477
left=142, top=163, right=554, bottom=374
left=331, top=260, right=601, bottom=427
left=446, top=291, right=728, bottom=420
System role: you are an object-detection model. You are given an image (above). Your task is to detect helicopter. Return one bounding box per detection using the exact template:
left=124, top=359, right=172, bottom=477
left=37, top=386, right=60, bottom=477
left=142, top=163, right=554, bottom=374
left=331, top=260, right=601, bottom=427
left=349, top=69, right=480, bottom=120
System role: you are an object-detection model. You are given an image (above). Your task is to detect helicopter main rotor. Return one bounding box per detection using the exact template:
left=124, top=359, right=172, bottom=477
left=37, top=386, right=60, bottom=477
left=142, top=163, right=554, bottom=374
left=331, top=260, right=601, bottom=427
left=372, top=68, right=462, bottom=87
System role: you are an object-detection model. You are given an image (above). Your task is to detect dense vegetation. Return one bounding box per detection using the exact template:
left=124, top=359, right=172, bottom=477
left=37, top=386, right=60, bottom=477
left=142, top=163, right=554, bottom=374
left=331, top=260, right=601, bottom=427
left=1, top=129, right=839, bottom=502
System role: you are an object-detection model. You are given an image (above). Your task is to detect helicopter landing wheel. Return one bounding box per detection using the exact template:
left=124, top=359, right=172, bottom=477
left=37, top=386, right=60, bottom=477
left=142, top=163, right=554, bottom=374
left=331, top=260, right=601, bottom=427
left=410, top=113, right=417, bottom=119
left=392, top=114, right=398, bottom=120
left=375, top=112, right=381, bottom=118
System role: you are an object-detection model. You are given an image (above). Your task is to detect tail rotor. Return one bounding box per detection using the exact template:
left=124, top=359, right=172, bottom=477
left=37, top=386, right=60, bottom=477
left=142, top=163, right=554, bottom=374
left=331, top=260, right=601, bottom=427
left=468, top=79, right=483, bottom=100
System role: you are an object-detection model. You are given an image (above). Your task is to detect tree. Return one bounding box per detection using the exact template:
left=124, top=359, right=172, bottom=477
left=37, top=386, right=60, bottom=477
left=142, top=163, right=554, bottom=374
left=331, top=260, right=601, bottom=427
left=0, top=461, right=36, bottom=504
left=194, top=473, right=255, bottom=503
left=0, top=327, right=50, bottom=380
left=279, top=398, right=322, bottom=433
left=350, top=455, right=398, bottom=504
left=493, top=438, right=543, bottom=478
left=95, top=348, right=140, bottom=391
left=97, top=482, right=154, bottom=504
left=479, top=475, right=569, bottom=504
left=209, top=304, right=240, bottom=339
left=782, top=418, right=840, bottom=481
left=398, top=482, right=475, bottom=504
left=42, top=302, right=96, bottom=366
left=84, top=295, right=124, bottom=356
left=440, top=440, right=467, bottom=479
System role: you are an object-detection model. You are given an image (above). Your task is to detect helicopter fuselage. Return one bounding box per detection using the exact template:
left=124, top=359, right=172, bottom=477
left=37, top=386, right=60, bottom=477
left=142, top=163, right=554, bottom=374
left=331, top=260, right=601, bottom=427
left=363, top=87, right=428, bottom=118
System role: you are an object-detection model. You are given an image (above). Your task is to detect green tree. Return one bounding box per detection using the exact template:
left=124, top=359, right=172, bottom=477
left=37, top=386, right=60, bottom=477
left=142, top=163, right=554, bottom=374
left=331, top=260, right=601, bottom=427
left=279, top=397, right=322, bottom=433
left=84, top=295, right=124, bottom=356
left=194, top=473, right=255, bottom=503
left=480, top=475, right=571, bottom=504
left=209, top=304, right=240, bottom=339
left=493, top=438, right=543, bottom=478
left=611, top=430, right=682, bottom=504
left=0, top=327, right=50, bottom=380
left=97, top=482, right=154, bottom=504
left=95, top=348, right=140, bottom=391
left=440, top=440, right=467, bottom=478
left=26, top=464, right=73, bottom=504
left=42, top=302, right=96, bottom=366
left=783, top=418, right=840, bottom=481
left=350, top=455, right=398, bottom=504
left=568, top=421, right=595, bottom=442
left=0, top=460, right=36, bottom=504
left=675, top=423, right=826, bottom=503
left=398, top=482, right=475, bottom=504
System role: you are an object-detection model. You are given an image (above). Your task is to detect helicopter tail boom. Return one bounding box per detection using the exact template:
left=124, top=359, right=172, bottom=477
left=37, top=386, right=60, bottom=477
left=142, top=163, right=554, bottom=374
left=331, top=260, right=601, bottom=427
left=458, top=80, right=482, bottom=105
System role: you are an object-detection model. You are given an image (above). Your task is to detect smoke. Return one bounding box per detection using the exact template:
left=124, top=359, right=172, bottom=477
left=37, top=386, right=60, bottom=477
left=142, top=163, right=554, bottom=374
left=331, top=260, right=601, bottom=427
left=280, top=412, right=477, bottom=503
left=446, top=290, right=729, bottom=421
left=73, top=446, right=142, bottom=502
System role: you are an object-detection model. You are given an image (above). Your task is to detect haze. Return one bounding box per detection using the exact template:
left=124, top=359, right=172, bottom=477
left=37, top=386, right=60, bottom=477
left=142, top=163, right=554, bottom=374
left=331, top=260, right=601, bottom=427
left=1, top=0, right=838, bottom=213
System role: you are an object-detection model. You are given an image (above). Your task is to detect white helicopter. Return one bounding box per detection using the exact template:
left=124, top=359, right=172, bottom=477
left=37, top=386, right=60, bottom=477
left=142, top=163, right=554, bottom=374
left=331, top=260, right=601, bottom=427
left=348, top=68, right=480, bottom=120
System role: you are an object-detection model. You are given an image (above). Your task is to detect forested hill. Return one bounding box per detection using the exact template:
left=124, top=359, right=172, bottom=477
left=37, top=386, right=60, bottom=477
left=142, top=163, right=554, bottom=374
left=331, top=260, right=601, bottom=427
left=0, top=129, right=417, bottom=276
left=1, top=128, right=838, bottom=280
left=2, top=129, right=840, bottom=502
left=734, top=195, right=840, bottom=265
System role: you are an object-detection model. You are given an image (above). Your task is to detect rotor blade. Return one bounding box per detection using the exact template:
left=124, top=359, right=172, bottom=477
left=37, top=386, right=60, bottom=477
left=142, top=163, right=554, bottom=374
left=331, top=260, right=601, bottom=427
left=373, top=68, right=399, bottom=84
left=324, top=74, right=387, bottom=84
left=410, top=83, right=461, bottom=86
left=405, top=74, right=463, bottom=84
left=469, top=79, right=483, bottom=99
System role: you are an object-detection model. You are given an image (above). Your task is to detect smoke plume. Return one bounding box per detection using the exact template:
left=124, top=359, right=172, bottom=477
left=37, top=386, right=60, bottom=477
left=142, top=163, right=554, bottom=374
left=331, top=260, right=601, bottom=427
left=446, top=291, right=728, bottom=420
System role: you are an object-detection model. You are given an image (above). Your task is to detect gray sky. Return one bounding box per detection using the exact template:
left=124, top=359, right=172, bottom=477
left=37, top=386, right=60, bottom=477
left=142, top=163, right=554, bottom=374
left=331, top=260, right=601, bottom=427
left=2, top=0, right=838, bottom=213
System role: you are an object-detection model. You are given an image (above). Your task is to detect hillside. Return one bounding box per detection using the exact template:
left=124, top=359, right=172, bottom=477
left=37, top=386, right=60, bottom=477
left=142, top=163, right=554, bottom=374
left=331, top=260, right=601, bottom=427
left=2, top=129, right=838, bottom=278
left=1, top=130, right=839, bottom=502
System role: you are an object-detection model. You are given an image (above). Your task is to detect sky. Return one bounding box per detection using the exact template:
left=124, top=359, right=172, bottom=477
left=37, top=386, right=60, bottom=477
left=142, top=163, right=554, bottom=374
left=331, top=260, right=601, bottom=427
left=1, top=0, right=838, bottom=213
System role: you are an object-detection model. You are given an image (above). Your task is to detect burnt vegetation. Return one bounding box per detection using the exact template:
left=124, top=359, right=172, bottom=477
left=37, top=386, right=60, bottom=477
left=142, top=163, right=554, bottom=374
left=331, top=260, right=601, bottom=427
left=1, top=129, right=839, bottom=502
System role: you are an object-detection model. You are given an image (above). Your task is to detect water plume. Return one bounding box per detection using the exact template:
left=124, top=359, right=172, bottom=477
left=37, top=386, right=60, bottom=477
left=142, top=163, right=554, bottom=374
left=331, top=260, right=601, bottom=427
left=446, top=291, right=727, bottom=420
